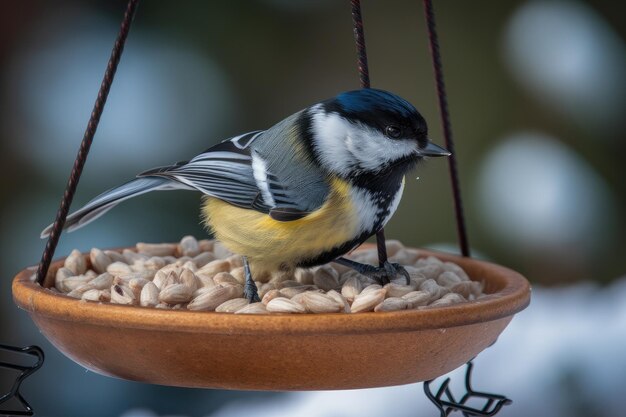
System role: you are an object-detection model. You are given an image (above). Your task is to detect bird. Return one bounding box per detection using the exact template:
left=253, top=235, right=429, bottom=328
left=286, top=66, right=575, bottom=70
left=41, top=88, right=450, bottom=302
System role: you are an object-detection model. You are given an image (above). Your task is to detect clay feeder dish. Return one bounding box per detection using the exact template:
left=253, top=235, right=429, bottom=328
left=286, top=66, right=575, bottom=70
left=12, top=245, right=530, bottom=390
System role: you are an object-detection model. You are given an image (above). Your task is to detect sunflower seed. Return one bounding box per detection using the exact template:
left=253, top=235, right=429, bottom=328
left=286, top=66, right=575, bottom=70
left=107, top=262, right=133, bottom=276
left=384, top=282, right=418, bottom=298
left=374, top=297, right=409, bottom=312
left=198, top=239, right=214, bottom=253
left=340, top=270, right=377, bottom=287
left=143, top=256, right=166, bottom=271
left=159, top=283, right=193, bottom=304
left=129, top=278, right=150, bottom=299
left=180, top=261, right=197, bottom=273
left=81, top=288, right=110, bottom=302
left=437, top=271, right=462, bottom=287
left=361, top=284, right=383, bottom=295
left=179, top=235, right=201, bottom=257
left=54, top=267, right=74, bottom=292
left=213, top=272, right=239, bottom=286
left=266, top=297, right=306, bottom=313
left=180, top=268, right=200, bottom=292
left=63, top=275, right=93, bottom=292
left=65, top=249, right=87, bottom=275
left=67, top=283, right=96, bottom=298
left=279, top=285, right=317, bottom=298
left=88, top=272, right=114, bottom=290
left=136, top=242, right=177, bottom=257
left=326, top=290, right=351, bottom=313
left=261, top=288, right=280, bottom=305
left=192, top=252, right=215, bottom=268
left=89, top=248, right=112, bottom=273
left=139, top=281, right=159, bottom=307
left=258, top=282, right=278, bottom=299
left=229, top=267, right=245, bottom=284
left=351, top=289, right=386, bottom=313
left=225, top=254, right=243, bottom=269
left=420, top=279, right=449, bottom=300
left=111, top=284, right=135, bottom=305
left=341, top=275, right=363, bottom=302
left=215, top=298, right=249, bottom=313
left=196, top=259, right=231, bottom=277
left=187, top=285, right=240, bottom=311
left=402, top=290, right=431, bottom=308
left=313, top=265, right=340, bottom=291
left=197, top=274, right=216, bottom=289
left=235, top=302, right=267, bottom=314
left=301, top=292, right=343, bottom=313
left=390, top=248, right=421, bottom=265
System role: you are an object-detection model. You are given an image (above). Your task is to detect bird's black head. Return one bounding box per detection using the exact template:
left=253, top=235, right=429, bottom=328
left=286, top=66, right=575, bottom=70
left=326, top=88, right=430, bottom=148
left=307, top=89, right=449, bottom=179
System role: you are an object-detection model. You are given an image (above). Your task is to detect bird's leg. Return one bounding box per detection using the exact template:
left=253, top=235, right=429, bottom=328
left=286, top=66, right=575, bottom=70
left=242, top=256, right=261, bottom=303
left=333, top=257, right=410, bottom=285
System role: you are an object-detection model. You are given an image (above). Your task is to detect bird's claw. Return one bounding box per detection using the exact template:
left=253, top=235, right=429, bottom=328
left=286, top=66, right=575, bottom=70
left=244, top=282, right=261, bottom=303
left=368, top=262, right=411, bottom=285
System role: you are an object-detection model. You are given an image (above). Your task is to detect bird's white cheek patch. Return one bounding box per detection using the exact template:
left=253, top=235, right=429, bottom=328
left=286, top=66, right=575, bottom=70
left=349, top=129, right=417, bottom=171
left=311, top=109, right=355, bottom=176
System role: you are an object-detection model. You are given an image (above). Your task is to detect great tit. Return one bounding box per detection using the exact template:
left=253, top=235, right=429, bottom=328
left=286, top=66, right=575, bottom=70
left=42, top=88, right=450, bottom=302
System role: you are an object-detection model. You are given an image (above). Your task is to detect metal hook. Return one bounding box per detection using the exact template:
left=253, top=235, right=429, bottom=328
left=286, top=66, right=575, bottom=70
left=423, top=361, right=512, bottom=416
left=0, top=344, right=45, bottom=416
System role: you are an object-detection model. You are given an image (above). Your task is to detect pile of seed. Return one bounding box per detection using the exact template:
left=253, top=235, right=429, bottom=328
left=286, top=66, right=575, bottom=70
left=50, top=236, right=486, bottom=314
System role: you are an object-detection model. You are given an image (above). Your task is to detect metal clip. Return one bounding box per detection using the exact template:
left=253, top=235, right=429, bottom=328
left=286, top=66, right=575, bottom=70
left=423, top=361, right=511, bottom=416
left=0, top=344, right=45, bottom=416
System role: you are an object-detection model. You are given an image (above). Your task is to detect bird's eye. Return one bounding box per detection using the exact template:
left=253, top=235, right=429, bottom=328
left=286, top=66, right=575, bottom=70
left=385, top=125, right=402, bottom=139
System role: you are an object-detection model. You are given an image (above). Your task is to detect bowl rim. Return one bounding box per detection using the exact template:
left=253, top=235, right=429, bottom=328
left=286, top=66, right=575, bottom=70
left=12, top=246, right=530, bottom=336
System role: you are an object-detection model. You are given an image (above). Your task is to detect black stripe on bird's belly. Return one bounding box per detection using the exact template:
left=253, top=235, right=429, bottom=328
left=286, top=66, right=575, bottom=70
left=295, top=231, right=373, bottom=269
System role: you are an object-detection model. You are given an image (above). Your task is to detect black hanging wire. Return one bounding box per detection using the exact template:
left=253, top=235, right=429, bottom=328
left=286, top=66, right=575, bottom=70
left=349, top=1, right=510, bottom=416
left=350, top=0, right=390, bottom=267
left=0, top=344, right=45, bottom=416
left=423, top=361, right=512, bottom=417
left=422, top=0, right=470, bottom=258
left=420, top=0, right=509, bottom=414
left=35, top=0, right=140, bottom=286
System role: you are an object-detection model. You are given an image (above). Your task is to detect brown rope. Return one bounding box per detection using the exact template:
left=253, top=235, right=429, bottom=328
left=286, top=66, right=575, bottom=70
left=35, top=0, right=140, bottom=286
left=350, top=0, right=371, bottom=89
left=423, top=0, right=470, bottom=257
left=350, top=0, right=389, bottom=266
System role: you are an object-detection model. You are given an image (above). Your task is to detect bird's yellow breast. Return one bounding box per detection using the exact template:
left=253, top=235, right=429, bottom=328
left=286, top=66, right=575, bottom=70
left=202, top=177, right=359, bottom=276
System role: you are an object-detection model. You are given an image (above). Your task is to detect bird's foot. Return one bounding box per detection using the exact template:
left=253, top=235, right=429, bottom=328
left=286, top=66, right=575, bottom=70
left=244, top=281, right=261, bottom=303
left=334, top=257, right=410, bottom=285
left=242, top=255, right=261, bottom=303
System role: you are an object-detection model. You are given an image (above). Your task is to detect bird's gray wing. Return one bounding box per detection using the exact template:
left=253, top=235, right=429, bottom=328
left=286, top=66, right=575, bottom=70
left=41, top=177, right=191, bottom=238
left=138, top=131, right=269, bottom=211
left=250, top=111, right=331, bottom=213
left=139, top=126, right=330, bottom=217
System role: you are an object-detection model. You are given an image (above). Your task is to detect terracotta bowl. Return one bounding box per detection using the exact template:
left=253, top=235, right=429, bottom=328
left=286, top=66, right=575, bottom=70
left=12, top=246, right=530, bottom=391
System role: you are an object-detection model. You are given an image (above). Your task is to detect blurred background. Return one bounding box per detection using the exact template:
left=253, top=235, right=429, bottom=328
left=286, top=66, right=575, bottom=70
left=0, top=0, right=624, bottom=416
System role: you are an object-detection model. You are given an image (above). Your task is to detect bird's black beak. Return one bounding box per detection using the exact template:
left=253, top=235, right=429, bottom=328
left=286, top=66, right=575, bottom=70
left=420, top=140, right=451, bottom=157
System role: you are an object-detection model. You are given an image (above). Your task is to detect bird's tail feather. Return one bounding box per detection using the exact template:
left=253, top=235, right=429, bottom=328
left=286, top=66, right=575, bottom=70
left=40, top=177, right=190, bottom=238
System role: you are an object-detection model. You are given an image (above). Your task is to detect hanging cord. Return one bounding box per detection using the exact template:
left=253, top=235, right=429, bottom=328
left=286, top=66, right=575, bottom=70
left=423, top=0, right=470, bottom=257
left=421, top=3, right=511, bottom=415
left=35, top=0, right=140, bottom=286
left=350, top=0, right=371, bottom=89
left=350, top=0, right=389, bottom=267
